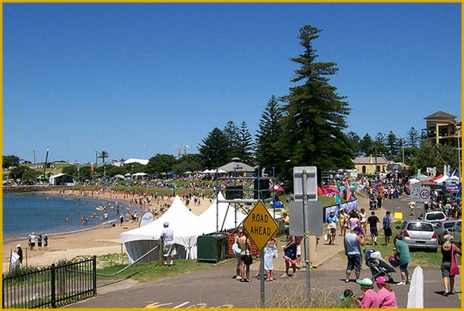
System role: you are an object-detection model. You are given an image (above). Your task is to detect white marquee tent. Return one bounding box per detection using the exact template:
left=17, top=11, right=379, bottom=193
left=198, top=192, right=248, bottom=232
left=120, top=194, right=248, bottom=263
left=121, top=196, right=203, bottom=263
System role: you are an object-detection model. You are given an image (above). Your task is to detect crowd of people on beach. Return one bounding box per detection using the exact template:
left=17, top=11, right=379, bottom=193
left=27, top=232, right=48, bottom=251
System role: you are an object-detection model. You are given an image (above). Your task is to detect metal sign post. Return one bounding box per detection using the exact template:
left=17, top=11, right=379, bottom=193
left=243, top=201, right=278, bottom=308
left=293, top=166, right=318, bottom=299
left=301, top=170, right=311, bottom=297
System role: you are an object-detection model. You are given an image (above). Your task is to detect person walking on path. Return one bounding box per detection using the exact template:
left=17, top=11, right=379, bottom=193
left=233, top=228, right=244, bottom=280
left=367, top=211, right=380, bottom=245
left=382, top=211, right=393, bottom=246
left=440, top=234, right=462, bottom=296
left=281, top=233, right=298, bottom=278
left=375, top=276, right=398, bottom=308
left=394, top=233, right=411, bottom=285
left=160, top=221, right=176, bottom=266
left=340, top=208, right=349, bottom=237
left=43, top=234, right=48, bottom=250
left=349, top=210, right=360, bottom=232
left=326, top=210, right=338, bottom=245
left=356, top=278, right=380, bottom=308
left=239, top=230, right=253, bottom=282
left=344, top=226, right=365, bottom=283
left=359, top=208, right=367, bottom=234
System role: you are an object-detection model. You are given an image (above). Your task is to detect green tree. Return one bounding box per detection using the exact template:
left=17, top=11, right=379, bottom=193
left=237, top=121, right=254, bottom=163
left=412, top=140, right=460, bottom=175
left=346, top=131, right=362, bottom=157
left=373, top=133, right=389, bottom=159
left=223, top=121, right=241, bottom=159
left=280, top=24, right=353, bottom=175
left=359, top=133, right=374, bottom=156
left=406, top=127, right=421, bottom=148
left=198, top=127, right=230, bottom=169
left=62, top=165, right=78, bottom=177
left=386, top=131, right=400, bottom=159
left=106, top=165, right=128, bottom=177
left=3, top=155, right=20, bottom=168
left=77, top=166, right=92, bottom=182
left=21, top=168, right=40, bottom=183
left=255, top=95, right=285, bottom=177
left=9, top=165, right=38, bottom=182
left=98, top=151, right=109, bottom=178
left=172, top=154, right=204, bottom=175
left=146, top=154, right=177, bottom=176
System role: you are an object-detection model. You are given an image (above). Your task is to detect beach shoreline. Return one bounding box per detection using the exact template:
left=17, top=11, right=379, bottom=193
left=2, top=188, right=213, bottom=272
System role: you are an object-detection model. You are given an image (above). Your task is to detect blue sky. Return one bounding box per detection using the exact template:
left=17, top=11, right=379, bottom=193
left=3, top=2, right=461, bottom=165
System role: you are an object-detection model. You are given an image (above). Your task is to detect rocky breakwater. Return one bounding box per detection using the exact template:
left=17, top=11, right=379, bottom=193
left=3, top=185, right=65, bottom=194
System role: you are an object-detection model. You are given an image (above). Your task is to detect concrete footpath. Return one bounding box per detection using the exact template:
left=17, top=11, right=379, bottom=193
left=66, top=194, right=461, bottom=308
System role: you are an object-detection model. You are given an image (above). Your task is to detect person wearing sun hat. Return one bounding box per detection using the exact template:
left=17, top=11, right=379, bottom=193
left=375, top=276, right=398, bottom=308
left=440, top=234, right=461, bottom=296
left=356, top=277, right=379, bottom=308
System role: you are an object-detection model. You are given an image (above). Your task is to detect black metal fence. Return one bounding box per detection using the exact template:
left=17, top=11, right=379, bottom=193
left=2, top=256, right=96, bottom=308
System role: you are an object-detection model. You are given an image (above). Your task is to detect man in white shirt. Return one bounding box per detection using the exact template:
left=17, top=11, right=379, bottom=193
left=160, top=221, right=176, bottom=266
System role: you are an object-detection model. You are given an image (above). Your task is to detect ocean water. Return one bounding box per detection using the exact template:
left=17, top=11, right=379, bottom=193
left=2, top=193, right=137, bottom=243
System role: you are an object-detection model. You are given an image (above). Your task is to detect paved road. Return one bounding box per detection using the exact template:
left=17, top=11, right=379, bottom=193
left=67, top=194, right=461, bottom=308
left=67, top=258, right=460, bottom=308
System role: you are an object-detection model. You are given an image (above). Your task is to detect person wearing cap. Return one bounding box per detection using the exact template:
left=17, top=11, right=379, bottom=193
left=160, top=221, right=176, bottom=266
left=375, top=276, right=398, bottom=308
left=344, top=225, right=365, bottom=283
left=440, top=234, right=462, bottom=296
left=356, top=278, right=379, bottom=308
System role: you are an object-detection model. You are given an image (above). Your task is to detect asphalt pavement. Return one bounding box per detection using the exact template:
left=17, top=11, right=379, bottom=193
left=66, top=193, right=461, bottom=308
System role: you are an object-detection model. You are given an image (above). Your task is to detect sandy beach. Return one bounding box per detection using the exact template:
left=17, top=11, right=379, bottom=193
left=2, top=189, right=214, bottom=271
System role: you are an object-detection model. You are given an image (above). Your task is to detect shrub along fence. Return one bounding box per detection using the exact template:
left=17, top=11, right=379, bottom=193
left=2, top=256, right=96, bottom=308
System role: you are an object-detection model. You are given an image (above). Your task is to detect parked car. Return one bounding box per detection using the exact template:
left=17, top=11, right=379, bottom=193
left=399, top=220, right=438, bottom=251
left=434, top=220, right=462, bottom=246
left=423, top=211, right=447, bottom=224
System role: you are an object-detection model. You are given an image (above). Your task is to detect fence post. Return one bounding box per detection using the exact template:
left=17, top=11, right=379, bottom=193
left=51, top=263, right=56, bottom=308
left=93, top=256, right=97, bottom=295
left=57, top=258, right=66, bottom=297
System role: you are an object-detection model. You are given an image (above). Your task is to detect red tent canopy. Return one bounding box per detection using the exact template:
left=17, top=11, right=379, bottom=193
left=431, top=174, right=444, bottom=181
left=269, top=184, right=285, bottom=193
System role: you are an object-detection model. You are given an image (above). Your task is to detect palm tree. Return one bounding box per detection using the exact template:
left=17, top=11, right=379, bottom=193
left=99, top=151, right=109, bottom=178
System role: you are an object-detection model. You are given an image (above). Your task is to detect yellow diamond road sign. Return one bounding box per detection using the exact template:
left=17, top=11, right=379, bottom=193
left=243, top=201, right=278, bottom=251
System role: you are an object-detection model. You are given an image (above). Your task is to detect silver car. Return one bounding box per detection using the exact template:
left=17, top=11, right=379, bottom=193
left=434, top=220, right=462, bottom=245
left=399, top=220, right=438, bottom=251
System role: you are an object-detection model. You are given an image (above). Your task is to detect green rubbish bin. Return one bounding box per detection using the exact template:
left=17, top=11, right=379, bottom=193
left=197, top=233, right=229, bottom=263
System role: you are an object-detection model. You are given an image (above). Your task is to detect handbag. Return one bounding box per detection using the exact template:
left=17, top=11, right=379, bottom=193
left=232, top=242, right=241, bottom=256
left=243, top=254, right=253, bottom=265
left=450, top=245, right=460, bottom=276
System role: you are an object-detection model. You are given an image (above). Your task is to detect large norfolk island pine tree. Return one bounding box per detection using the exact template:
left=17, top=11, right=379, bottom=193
left=281, top=25, right=354, bottom=174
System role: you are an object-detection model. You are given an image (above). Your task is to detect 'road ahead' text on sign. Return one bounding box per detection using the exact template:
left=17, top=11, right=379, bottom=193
left=243, top=201, right=278, bottom=251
